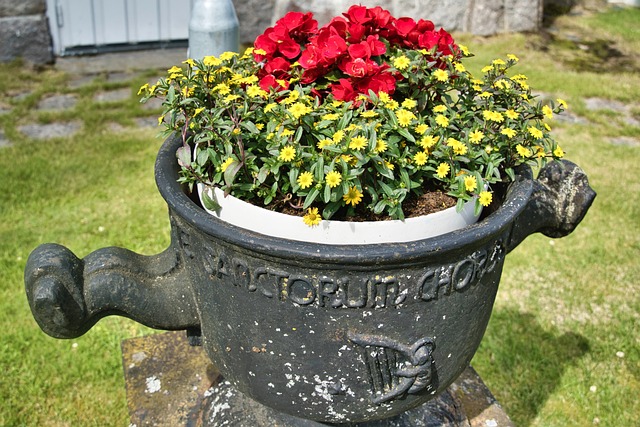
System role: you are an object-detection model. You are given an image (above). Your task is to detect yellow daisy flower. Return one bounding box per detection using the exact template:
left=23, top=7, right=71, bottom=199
left=396, top=109, right=416, bottom=127
left=220, top=157, right=235, bottom=172
left=288, top=102, right=312, bottom=119
left=325, top=171, right=342, bottom=188
left=401, top=98, right=418, bottom=109
left=297, top=171, right=313, bottom=189
left=413, top=151, right=428, bottom=166
left=505, top=109, right=519, bottom=120
left=479, top=191, right=493, bottom=207
left=469, top=130, right=484, bottom=144
left=501, top=128, right=517, bottom=138
left=303, top=207, right=321, bottom=227
left=332, top=130, right=345, bottom=143
left=464, top=175, right=477, bottom=192
left=375, top=139, right=388, bottom=153
left=436, top=162, right=450, bottom=179
left=415, top=124, right=429, bottom=134
left=435, top=114, right=449, bottom=127
left=343, top=186, right=363, bottom=207
left=349, top=135, right=368, bottom=150
left=516, top=144, right=532, bottom=157
left=433, top=69, right=449, bottom=82
left=393, top=55, right=411, bottom=70
left=528, top=126, right=543, bottom=139
left=278, top=146, right=296, bottom=162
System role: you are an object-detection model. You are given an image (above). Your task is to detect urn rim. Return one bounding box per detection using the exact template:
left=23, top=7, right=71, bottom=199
left=155, top=134, right=533, bottom=265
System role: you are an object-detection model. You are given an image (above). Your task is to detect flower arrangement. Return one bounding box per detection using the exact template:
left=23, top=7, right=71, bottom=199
left=139, top=5, right=566, bottom=226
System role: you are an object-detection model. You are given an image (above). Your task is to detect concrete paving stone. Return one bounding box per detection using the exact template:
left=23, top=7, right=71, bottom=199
left=106, top=122, right=127, bottom=133
left=0, top=129, right=11, bottom=148
left=67, top=74, right=98, bottom=89
left=18, top=121, right=82, bottom=140
left=147, top=75, right=164, bottom=85
left=608, top=136, right=640, bottom=147
left=584, top=97, right=629, bottom=113
left=135, top=116, right=160, bottom=129
left=141, top=97, right=163, bottom=111
left=36, top=93, right=78, bottom=111
left=94, top=87, right=132, bottom=103
left=11, top=90, right=33, bottom=102
left=554, top=111, right=589, bottom=125
left=107, top=71, right=135, bottom=83
left=623, top=115, right=640, bottom=127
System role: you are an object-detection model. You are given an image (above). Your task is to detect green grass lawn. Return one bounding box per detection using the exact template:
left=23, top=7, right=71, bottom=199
left=1, top=5, right=639, bottom=426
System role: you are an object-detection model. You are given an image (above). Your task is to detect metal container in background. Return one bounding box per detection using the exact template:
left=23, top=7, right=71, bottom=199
left=189, top=0, right=239, bottom=59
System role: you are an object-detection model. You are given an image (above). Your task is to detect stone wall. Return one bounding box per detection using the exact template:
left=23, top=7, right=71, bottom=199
left=234, top=0, right=543, bottom=44
left=0, top=0, right=53, bottom=64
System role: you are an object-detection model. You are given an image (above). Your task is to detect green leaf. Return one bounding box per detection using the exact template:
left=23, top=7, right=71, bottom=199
left=373, top=161, right=394, bottom=179
left=201, top=188, right=221, bottom=212
left=474, top=199, right=483, bottom=217
left=176, top=145, right=192, bottom=167
left=505, top=167, right=515, bottom=181
left=379, top=181, right=394, bottom=197
left=323, top=183, right=332, bottom=203
left=397, top=127, right=415, bottom=143
left=223, top=160, right=242, bottom=187
left=323, top=201, right=342, bottom=220
left=373, top=200, right=387, bottom=215
left=303, top=188, right=319, bottom=209
left=241, top=121, right=259, bottom=134
left=289, top=168, right=299, bottom=187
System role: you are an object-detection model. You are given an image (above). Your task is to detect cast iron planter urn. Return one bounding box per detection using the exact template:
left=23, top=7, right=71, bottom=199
left=25, top=134, right=594, bottom=424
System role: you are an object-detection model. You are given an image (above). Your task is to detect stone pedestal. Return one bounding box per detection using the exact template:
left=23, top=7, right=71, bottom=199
left=122, top=331, right=514, bottom=426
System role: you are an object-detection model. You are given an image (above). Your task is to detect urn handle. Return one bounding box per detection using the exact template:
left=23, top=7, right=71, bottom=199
left=25, top=239, right=199, bottom=339
left=508, top=160, right=596, bottom=252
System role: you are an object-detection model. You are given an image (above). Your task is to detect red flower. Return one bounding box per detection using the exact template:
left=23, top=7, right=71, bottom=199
left=263, top=57, right=291, bottom=74
left=365, top=35, right=386, bottom=56
left=343, top=5, right=371, bottom=25
left=394, top=17, right=417, bottom=37
left=251, top=6, right=458, bottom=106
left=278, top=11, right=317, bottom=42
left=330, top=78, right=358, bottom=102
left=258, top=57, right=292, bottom=91
left=316, top=27, right=348, bottom=60
left=340, top=57, right=376, bottom=78
left=298, top=43, right=323, bottom=69
left=418, top=28, right=457, bottom=56
left=259, top=74, right=289, bottom=92
left=358, top=71, right=397, bottom=95
left=347, top=40, right=372, bottom=60
left=254, top=26, right=300, bottom=60
left=367, top=6, right=393, bottom=29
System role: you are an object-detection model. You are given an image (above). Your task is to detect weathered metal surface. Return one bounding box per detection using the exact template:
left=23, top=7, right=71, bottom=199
left=123, top=331, right=514, bottom=427
left=26, top=133, right=595, bottom=424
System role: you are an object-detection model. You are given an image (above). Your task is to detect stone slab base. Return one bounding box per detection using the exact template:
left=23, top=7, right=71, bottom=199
left=122, top=331, right=514, bottom=426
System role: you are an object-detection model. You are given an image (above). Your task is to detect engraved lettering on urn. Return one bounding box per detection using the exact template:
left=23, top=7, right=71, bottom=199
left=349, top=332, right=436, bottom=404
left=417, top=239, right=505, bottom=302
left=288, top=277, right=316, bottom=305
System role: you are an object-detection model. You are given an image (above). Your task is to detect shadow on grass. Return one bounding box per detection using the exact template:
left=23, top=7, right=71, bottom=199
left=474, top=308, right=590, bottom=426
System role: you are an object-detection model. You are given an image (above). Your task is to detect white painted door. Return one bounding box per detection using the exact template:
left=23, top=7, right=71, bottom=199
left=47, top=0, right=193, bottom=56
